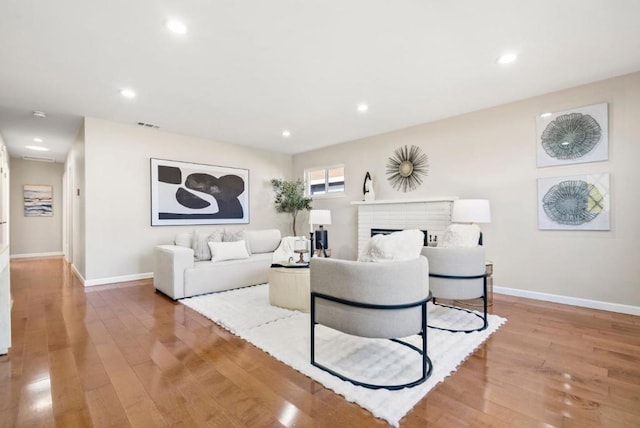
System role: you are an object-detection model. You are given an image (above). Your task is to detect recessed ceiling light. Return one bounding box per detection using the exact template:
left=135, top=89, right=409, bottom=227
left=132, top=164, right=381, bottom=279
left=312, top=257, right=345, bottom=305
left=32, top=110, right=47, bottom=118
left=120, top=88, right=136, bottom=99
left=166, top=19, right=188, bottom=34
left=540, top=112, right=553, bottom=118
left=33, top=137, right=43, bottom=143
left=25, top=145, right=50, bottom=152
left=496, top=52, right=518, bottom=65
left=282, top=130, right=291, bottom=138
left=357, top=103, right=369, bottom=113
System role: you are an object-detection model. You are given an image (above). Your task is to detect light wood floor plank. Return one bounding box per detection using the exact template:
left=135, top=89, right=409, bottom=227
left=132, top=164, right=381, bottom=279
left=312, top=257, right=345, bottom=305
left=3, top=257, right=640, bottom=427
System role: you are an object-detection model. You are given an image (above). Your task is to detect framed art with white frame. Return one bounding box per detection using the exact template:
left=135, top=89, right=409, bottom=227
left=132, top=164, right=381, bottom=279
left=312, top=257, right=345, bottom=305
left=536, top=103, right=608, bottom=167
left=537, top=173, right=610, bottom=231
left=24, top=184, right=53, bottom=217
left=150, top=158, right=249, bottom=226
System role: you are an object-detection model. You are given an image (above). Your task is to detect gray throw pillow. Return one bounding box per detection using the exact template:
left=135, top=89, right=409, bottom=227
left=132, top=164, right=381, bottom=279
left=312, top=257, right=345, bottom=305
left=192, top=231, right=209, bottom=261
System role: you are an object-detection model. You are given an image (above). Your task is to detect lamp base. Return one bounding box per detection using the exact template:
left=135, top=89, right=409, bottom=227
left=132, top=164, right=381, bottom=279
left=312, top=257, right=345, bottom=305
left=314, top=230, right=328, bottom=250
left=314, top=248, right=331, bottom=258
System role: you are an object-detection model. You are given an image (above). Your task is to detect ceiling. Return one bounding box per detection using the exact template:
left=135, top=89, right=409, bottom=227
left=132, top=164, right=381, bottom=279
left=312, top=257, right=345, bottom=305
left=1, top=1, right=640, bottom=163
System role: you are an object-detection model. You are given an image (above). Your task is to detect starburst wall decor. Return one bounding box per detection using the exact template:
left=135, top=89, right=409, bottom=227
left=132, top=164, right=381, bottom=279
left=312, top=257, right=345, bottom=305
left=385, top=145, right=429, bottom=192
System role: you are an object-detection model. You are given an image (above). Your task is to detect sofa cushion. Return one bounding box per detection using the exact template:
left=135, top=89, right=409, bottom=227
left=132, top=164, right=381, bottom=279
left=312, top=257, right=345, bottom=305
left=245, top=229, right=282, bottom=254
left=357, top=229, right=424, bottom=262
left=174, top=232, right=192, bottom=248
left=208, top=240, right=250, bottom=262
left=184, top=253, right=273, bottom=297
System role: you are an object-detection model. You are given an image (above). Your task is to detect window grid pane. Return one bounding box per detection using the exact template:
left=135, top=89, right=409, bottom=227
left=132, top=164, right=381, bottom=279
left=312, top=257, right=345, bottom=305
left=306, top=166, right=345, bottom=196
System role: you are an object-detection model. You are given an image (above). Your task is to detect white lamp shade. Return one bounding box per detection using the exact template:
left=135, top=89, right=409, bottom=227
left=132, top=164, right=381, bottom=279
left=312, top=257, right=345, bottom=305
left=309, top=209, right=332, bottom=225
left=451, top=199, right=491, bottom=224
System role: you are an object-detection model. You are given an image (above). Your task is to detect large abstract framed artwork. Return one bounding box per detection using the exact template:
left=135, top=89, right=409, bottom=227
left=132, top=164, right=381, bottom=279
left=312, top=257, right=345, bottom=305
left=150, top=158, right=249, bottom=226
left=537, top=173, right=610, bottom=230
left=536, top=103, right=608, bottom=167
left=24, top=185, right=53, bottom=217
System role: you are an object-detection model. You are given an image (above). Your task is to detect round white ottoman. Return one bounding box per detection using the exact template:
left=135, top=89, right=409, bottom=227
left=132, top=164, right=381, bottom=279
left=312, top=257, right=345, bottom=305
left=268, top=266, right=310, bottom=312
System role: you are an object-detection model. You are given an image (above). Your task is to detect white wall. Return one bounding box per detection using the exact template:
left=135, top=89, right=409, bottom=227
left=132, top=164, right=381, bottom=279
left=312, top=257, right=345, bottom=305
left=82, top=117, right=292, bottom=283
left=65, top=123, right=86, bottom=278
left=293, top=72, right=640, bottom=308
left=0, top=136, right=10, bottom=354
left=9, top=158, right=64, bottom=256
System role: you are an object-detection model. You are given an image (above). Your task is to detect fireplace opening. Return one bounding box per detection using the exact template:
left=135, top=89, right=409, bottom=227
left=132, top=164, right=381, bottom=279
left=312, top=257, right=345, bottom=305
left=370, top=228, right=429, bottom=247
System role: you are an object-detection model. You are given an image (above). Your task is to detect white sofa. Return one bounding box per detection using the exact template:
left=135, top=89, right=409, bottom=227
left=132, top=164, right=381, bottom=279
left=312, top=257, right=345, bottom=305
left=154, top=229, right=282, bottom=299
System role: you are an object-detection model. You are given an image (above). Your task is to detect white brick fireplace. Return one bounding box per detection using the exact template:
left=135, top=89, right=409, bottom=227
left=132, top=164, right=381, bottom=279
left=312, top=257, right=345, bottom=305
left=352, top=197, right=457, bottom=255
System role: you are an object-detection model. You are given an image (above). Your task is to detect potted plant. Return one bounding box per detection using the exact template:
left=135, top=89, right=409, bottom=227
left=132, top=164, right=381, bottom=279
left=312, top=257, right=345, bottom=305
left=271, top=178, right=312, bottom=236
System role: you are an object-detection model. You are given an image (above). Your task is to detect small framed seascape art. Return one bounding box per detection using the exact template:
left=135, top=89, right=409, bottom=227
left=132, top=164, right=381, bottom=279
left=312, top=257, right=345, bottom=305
left=536, top=103, right=608, bottom=167
left=150, top=158, right=249, bottom=226
left=537, top=173, right=610, bottom=231
left=24, top=184, right=53, bottom=217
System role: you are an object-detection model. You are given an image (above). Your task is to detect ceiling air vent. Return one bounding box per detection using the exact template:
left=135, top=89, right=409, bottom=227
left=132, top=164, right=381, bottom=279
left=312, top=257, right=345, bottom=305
left=137, top=121, right=160, bottom=129
left=23, top=155, right=55, bottom=163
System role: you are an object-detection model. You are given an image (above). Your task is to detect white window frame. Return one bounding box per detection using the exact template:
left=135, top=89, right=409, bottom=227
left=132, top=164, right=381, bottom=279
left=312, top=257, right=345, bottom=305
left=304, top=164, right=345, bottom=199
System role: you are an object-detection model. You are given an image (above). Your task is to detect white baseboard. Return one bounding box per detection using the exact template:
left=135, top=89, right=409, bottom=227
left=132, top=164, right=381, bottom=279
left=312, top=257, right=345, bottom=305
left=494, top=286, right=640, bottom=316
left=11, top=251, right=64, bottom=259
left=70, top=264, right=85, bottom=286
left=84, top=272, right=153, bottom=287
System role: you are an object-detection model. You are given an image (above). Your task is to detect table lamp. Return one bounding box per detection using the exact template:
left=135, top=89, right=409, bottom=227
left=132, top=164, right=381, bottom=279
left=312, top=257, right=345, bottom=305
left=309, top=209, right=332, bottom=257
left=451, top=199, right=491, bottom=245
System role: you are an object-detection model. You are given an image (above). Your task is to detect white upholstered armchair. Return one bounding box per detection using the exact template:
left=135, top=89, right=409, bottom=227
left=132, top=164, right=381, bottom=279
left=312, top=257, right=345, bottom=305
left=420, top=246, right=488, bottom=333
left=309, top=256, right=432, bottom=390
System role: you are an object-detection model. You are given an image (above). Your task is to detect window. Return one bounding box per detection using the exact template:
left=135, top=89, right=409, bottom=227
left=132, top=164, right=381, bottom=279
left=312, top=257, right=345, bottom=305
left=305, top=165, right=345, bottom=197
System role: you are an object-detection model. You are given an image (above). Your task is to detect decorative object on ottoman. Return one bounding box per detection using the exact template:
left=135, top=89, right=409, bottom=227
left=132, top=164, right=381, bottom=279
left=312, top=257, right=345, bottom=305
left=309, top=209, right=331, bottom=257
left=273, top=236, right=309, bottom=265
left=294, top=238, right=309, bottom=263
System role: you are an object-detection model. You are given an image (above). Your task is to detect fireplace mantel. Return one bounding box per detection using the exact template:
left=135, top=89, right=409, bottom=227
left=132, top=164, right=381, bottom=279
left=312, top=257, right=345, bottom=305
left=353, top=197, right=457, bottom=254
left=351, top=197, right=457, bottom=206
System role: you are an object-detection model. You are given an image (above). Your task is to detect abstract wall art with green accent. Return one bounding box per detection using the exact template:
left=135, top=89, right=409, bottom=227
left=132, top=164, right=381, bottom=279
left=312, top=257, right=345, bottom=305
left=537, top=173, right=610, bottom=230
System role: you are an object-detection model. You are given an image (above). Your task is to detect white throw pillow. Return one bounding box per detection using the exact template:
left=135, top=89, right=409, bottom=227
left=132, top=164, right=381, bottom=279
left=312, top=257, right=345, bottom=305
left=439, top=224, right=480, bottom=248
left=223, top=229, right=252, bottom=255
left=208, top=240, right=250, bottom=262
left=358, top=229, right=424, bottom=262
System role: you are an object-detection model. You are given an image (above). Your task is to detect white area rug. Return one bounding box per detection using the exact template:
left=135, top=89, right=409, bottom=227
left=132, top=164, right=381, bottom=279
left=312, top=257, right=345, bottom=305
left=182, top=284, right=506, bottom=427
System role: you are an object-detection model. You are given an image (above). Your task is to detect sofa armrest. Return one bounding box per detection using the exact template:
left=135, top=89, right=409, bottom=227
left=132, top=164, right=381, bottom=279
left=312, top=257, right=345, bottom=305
left=154, top=245, right=194, bottom=299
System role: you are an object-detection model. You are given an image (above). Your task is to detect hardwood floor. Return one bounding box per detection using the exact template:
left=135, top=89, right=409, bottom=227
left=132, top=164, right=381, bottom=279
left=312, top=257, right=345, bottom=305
left=1, top=257, right=639, bottom=427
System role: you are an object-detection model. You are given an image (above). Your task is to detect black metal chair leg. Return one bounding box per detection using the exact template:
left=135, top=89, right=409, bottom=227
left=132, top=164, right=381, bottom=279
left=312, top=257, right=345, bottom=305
left=310, top=294, right=433, bottom=390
